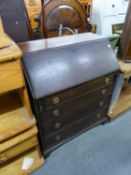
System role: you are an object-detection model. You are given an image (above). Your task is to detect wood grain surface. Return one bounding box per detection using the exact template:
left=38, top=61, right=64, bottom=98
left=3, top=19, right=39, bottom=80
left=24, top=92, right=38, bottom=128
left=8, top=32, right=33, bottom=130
left=0, top=29, right=44, bottom=172
left=0, top=148, right=44, bottom=175
left=22, top=35, right=119, bottom=99
left=0, top=126, right=38, bottom=164
left=0, top=34, right=22, bottom=63
left=119, top=60, right=131, bottom=77
left=0, top=92, right=36, bottom=143
left=24, top=0, right=41, bottom=29
left=0, top=17, right=4, bottom=35
left=0, top=60, right=24, bottom=94
left=80, top=0, right=92, bottom=4
left=108, top=86, right=131, bottom=119
left=18, top=32, right=103, bottom=53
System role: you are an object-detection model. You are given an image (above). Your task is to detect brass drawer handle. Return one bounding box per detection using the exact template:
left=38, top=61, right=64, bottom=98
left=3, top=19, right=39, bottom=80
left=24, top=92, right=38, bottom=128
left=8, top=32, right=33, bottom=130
left=102, top=89, right=106, bottom=95
left=54, top=122, right=61, bottom=129
left=99, top=101, right=104, bottom=107
left=52, top=110, right=60, bottom=117
left=55, top=135, right=61, bottom=141
left=105, top=78, right=110, bottom=84
left=97, top=113, right=101, bottom=119
left=52, top=97, right=60, bottom=105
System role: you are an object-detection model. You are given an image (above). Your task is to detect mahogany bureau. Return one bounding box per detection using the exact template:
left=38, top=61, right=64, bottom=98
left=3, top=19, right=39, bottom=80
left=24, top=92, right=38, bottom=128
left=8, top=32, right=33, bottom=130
left=21, top=33, right=120, bottom=156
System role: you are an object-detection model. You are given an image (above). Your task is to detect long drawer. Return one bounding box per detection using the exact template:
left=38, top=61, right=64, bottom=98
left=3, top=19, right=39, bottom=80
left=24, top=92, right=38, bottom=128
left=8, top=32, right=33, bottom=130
left=0, top=127, right=38, bottom=164
left=41, top=74, right=116, bottom=109
left=44, top=108, right=108, bottom=150
left=0, top=136, right=38, bottom=164
left=40, top=85, right=114, bottom=123
left=43, top=105, right=109, bottom=137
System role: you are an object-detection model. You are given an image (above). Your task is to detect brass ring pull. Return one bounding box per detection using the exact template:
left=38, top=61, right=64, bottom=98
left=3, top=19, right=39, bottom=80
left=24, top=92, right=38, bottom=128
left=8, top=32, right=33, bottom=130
left=52, top=97, right=60, bottom=104
left=54, top=122, right=61, bottom=129
left=99, top=101, right=104, bottom=107
left=105, top=78, right=110, bottom=84
left=53, top=110, right=60, bottom=117
left=102, top=89, right=106, bottom=95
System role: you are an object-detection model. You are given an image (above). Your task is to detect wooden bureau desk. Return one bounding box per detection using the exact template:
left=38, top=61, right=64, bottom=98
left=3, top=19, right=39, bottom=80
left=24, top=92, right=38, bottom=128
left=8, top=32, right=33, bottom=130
left=19, top=33, right=119, bottom=156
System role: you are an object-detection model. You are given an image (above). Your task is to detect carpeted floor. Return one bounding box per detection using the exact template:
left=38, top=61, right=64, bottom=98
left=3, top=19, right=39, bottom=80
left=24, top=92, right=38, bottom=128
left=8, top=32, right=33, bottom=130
left=32, top=110, right=131, bottom=175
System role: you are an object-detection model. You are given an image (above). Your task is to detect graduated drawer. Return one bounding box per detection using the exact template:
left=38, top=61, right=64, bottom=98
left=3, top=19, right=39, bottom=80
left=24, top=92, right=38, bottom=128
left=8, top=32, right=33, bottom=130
left=43, top=104, right=109, bottom=137
left=44, top=108, right=108, bottom=150
left=40, top=84, right=114, bottom=123
left=0, top=126, right=38, bottom=164
left=0, top=60, right=24, bottom=94
left=42, top=74, right=116, bottom=109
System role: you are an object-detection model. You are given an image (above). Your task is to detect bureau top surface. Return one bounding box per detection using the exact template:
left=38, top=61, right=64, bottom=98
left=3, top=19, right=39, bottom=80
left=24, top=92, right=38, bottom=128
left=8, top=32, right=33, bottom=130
left=19, top=33, right=103, bottom=53
left=22, top=33, right=119, bottom=99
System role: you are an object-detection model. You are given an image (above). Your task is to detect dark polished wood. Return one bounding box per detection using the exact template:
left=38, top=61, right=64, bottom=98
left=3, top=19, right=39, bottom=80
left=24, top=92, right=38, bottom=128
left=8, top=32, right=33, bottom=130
left=0, top=0, right=33, bottom=42
left=41, top=0, right=90, bottom=38
left=119, top=1, right=131, bottom=62
left=42, top=101, right=110, bottom=136
left=45, top=107, right=108, bottom=150
left=41, top=74, right=115, bottom=109
left=18, top=32, right=103, bottom=53
left=22, top=35, right=119, bottom=99
left=40, top=85, right=114, bottom=123
left=41, top=0, right=48, bottom=38
left=21, top=33, right=119, bottom=156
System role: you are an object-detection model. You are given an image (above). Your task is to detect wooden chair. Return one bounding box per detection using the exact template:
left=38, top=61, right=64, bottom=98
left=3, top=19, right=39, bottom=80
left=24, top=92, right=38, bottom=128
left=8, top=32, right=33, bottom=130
left=41, top=0, right=91, bottom=38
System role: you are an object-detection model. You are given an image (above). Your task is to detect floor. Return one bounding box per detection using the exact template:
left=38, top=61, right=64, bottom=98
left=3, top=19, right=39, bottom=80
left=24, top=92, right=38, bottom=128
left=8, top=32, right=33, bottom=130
left=32, top=110, right=131, bottom=175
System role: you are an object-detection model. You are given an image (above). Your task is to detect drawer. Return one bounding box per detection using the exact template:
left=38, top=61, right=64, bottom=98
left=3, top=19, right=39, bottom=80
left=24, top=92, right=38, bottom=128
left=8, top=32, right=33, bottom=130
left=0, top=60, right=24, bottom=94
left=40, top=85, right=114, bottom=122
left=45, top=108, right=108, bottom=150
left=43, top=105, right=109, bottom=137
left=0, top=148, right=44, bottom=175
left=42, top=74, right=116, bottom=109
left=0, top=126, right=38, bottom=164
left=0, top=136, right=38, bottom=164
